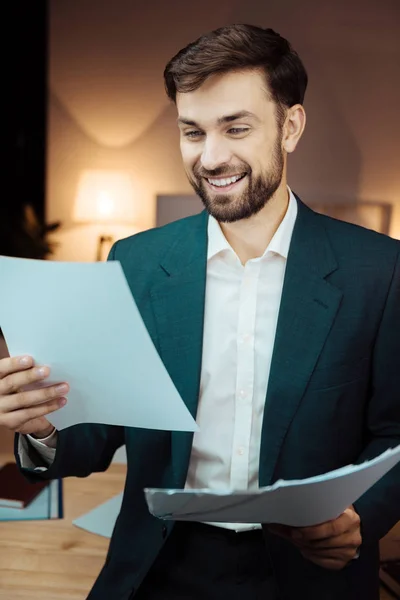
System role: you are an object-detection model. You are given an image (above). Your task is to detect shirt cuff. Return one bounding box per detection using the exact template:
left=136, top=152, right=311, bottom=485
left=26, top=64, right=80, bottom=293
left=27, top=428, right=58, bottom=448
left=18, top=431, right=57, bottom=471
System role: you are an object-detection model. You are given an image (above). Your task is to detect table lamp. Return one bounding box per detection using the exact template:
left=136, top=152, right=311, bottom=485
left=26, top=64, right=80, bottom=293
left=73, top=170, right=136, bottom=261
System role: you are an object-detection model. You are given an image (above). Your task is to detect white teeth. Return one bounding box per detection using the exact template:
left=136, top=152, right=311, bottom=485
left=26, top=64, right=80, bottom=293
left=207, top=174, right=244, bottom=187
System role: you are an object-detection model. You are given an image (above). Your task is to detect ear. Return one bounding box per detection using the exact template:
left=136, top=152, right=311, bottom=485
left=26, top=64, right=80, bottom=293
left=282, top=104, right=306, bottom=154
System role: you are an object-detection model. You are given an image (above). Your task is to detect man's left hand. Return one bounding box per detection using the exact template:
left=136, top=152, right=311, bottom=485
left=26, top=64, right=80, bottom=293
left=268, top=505, right=362, bottom=570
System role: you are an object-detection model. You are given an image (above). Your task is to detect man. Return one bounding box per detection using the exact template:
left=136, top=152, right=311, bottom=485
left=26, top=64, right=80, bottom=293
left=0, top=24, right=399, bottom=600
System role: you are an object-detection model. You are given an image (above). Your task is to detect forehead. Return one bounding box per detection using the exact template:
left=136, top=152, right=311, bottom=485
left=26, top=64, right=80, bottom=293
left=176, top=69, right=274, bottom=124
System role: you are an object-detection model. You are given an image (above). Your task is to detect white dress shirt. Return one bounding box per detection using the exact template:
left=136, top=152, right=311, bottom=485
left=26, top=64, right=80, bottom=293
left=185, top=188, right=297, bottom=530
left=21, top=188, right=298, bottom=532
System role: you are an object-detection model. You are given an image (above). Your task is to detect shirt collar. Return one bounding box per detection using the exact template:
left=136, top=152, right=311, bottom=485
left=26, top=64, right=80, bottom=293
left=207, top=186, right=298, bottom=261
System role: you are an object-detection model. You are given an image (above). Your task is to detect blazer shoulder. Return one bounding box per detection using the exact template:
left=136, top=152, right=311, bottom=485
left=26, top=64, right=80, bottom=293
left=110, top=211, right=206, bottom=264
left=315, top=211, right=400, bottom=264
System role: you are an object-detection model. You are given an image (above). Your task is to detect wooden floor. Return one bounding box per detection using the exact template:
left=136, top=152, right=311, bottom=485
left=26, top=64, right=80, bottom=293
left=0, top=455, right=126, bottom=600
left=0, top=453, right=398, bottom=599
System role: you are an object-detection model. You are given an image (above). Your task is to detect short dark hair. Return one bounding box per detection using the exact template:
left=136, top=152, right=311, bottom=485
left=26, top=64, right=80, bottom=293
left=164, top=24, right=308, bottom=117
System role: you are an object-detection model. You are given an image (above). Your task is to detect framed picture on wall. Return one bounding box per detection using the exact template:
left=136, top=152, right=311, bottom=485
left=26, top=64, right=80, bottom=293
left=156, top=195, right=203, bottom=228
left=308, top=201, right=392, bottom=235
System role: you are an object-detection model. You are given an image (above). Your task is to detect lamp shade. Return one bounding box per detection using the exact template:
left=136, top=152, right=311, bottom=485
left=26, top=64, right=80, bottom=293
left=73, top=170, right=136, bottom=224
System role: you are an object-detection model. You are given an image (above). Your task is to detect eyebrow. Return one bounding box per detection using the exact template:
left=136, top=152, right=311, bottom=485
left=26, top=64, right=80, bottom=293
left=177, top=110, right=259, bottom=127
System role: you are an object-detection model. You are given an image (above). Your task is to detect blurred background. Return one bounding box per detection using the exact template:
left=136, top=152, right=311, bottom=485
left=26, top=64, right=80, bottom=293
left=2, top=0, right=399, bottom=266
left=0, top=1, right=399, bottom=597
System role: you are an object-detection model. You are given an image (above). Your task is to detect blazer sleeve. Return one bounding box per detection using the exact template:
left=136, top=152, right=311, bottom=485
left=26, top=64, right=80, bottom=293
left=15, top=424, right=125, bottom=482
left=353, top=248, right=400, bottom=543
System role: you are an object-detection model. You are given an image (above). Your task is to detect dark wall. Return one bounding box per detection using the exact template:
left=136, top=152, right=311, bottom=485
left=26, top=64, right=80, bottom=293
left=2, top=1, right=48, bottom=257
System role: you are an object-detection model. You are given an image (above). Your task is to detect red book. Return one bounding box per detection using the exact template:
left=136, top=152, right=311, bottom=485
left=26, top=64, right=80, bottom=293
left=0, top=462, right=50, bottom=509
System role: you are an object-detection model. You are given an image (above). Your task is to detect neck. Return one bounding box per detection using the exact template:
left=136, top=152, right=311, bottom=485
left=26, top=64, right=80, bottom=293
left=219, top=181, right=290, bottom=265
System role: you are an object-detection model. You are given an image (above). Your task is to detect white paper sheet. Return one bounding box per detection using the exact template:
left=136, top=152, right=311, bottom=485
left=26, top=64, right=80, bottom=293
left=145, top=444, right=400, bottom=527
left=73, top=493, right=123, bottom=538
left=0, top=256, right=198, bottom=433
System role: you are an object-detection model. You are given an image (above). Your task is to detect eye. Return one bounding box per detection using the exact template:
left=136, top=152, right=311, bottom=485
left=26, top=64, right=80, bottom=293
left=183, top=130, right=204, bottom=139
left=227, top=127, right=249, bottom=135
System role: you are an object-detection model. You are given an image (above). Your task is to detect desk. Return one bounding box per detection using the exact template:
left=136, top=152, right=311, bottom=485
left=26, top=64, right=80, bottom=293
left=0, top=454, right=397, bottom=600
left=0, top=455, right=126, bottom=600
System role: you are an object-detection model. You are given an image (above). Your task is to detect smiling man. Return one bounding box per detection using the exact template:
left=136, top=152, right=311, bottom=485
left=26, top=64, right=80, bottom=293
left=3, top=24, right=400, bottom=600
left=175, top=66, right=302, bottom=265
left=177, top=76, right=288, bottom=227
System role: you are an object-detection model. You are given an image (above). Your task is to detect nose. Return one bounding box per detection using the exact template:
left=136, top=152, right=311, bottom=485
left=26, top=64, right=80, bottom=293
left=200, top=136, right=232, bottom=171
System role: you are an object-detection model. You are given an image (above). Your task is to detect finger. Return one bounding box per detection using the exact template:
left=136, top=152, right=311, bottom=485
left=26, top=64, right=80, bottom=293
left=0, top=356, right=34, bottom=379
left=301, top=552, right=347, bottom=571
left=301, top=544, right=358, bottom=559
left=0, top=365, right=50, bottom=395
left=300, top=530, right=362, bottom=551
left=0, top=382, right=69, bottom=413
left=1, top=397, right=67, bottom=431
left=294, top=509, right=359, bottom=542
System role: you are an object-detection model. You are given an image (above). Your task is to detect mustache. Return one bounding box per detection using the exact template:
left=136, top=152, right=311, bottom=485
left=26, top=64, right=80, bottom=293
left=194, top=166, right=250, bottom=178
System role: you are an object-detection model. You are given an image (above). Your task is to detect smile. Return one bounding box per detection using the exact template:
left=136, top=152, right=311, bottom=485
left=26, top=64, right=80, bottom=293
left=206, top=173, right=247, bottom=189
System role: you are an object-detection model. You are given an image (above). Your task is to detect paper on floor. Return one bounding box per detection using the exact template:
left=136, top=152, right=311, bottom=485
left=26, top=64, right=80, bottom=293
left=73, top=493, right=123, bottom=538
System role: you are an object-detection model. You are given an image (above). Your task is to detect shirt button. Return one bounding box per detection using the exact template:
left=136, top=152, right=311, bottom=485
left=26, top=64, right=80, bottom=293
left=239, top=389, right=247, bottom=399
left=238, top=446, right=245, bottom=456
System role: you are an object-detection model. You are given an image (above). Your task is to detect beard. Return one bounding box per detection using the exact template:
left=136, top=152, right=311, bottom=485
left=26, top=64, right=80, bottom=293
left=187, top=134, right=284, bottom=223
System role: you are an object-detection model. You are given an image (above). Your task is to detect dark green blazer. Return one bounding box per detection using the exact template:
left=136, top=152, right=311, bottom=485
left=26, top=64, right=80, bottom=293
left=17, top=196, right=400, bottom=600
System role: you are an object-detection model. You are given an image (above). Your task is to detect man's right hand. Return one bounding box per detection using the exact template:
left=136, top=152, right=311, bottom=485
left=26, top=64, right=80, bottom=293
left=0, top=355, right=68, bottom=438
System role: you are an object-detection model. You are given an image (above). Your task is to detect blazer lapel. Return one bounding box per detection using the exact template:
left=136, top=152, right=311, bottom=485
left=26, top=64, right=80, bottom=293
left=150, top=212, right=208, bottom=487
left=259, top=198, right=343, bottom=486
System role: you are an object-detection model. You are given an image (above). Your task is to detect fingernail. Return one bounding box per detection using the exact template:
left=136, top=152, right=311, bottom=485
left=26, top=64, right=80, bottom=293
left=55, top=384, right=68, bottom=394
left=19, top=356, right=31, bottom=366
left=35, top=367, right=48, bottom=378
left=59, top=397, right=67, bottom=406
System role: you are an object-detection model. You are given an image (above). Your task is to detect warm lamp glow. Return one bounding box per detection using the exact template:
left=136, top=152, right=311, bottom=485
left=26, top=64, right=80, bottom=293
left=73, top=170, right=137, bottom=261
left=73, top=170, right=136, bottom=224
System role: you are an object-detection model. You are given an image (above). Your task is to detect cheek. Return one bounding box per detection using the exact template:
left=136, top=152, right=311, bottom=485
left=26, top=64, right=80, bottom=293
left=183, top=154, right=201, bottom=178
left=252, top=132, right=276, bottom=154
left=181, top=145, right=201, bottom=173
left=234, top=137, right=266, bottom=167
